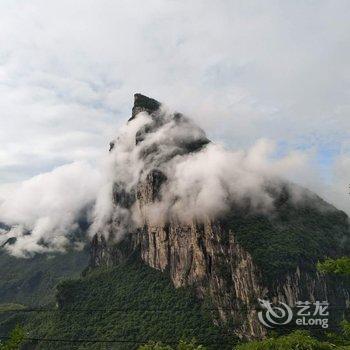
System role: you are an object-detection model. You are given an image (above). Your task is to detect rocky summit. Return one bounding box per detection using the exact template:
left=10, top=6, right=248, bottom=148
left=90, top=94, right=350, bottom=339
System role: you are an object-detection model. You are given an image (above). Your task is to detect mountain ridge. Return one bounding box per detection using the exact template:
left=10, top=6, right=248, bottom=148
left=89, top=94, right=350, bottom=339
left=0, top=94, right=349, bottom=344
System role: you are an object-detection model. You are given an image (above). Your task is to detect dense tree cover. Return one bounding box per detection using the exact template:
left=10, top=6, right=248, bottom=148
left=225, top=201, right=350, bottom=281
left=1, top=189, right=349, bottom=349
left=235, top=330, right=340, bottom=350
left=138, top=339, right=206, bottom=350
left=317, top=257, right=350, bottom=276
left=235, top=322, right=350, bottom=350
left=139, top=323, right=350, bottom=350
left=0, top=325, right=24, bottom=350
left=0, top=304, right=26, bottom=336
left=0, top=248, right=88, bottom=341
left=0, top=248, right=88, bottom=306
left=229, top=251, right=350, bottom=350
left=136, top=246, right=350, bottom=350
left=13, top=260, right=235, bottom=350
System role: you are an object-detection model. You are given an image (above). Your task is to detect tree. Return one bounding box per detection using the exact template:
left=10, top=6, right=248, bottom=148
left=139, top=342, right=173, bottom=350
left=177, top=340, right=206, bottom=350
left=317, top=257, right=350, bottom=275
left=0, top=325, right=25, bottom=350
left=234, top=330, right=338, bottom=350
left=138, top=339, right=206, bottom=350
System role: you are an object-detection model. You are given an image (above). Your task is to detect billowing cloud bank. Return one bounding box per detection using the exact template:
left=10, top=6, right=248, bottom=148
left=89, top=107, right=312, bottom=242
left=0, top=1, right=349, bottom=187
left=0, top=106, right=348, bottom=257
left=0, top=161, right=102, bottom=256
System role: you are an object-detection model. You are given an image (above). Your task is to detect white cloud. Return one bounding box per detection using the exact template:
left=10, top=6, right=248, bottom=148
left=321, top=155, right=350, bottom=215
left=89, top=107, right=345, bottom=247
left=0, top=105, right=348, bottom=257
left=0, top=1, right=348, bottom=227
left=0, top=161, right=102, bottom=256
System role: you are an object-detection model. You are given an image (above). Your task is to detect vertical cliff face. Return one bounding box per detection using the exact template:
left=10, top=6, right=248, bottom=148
left=90, top=94, right=350, bottom=339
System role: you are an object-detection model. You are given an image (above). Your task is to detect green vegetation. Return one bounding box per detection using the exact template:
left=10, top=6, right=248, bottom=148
left=0, top=248, right=89, bottom=306
left=139, top=323, right=350, bottom=350
left=0, top=325, right=25, bottom=350
left=235, top=330, right=339, bottom=350
left=317, top=257, right=350, bottom=276
left=0, top=248, right=89, bottom=341
left=0, top=305, right=25, bottom=313
left=1, top=188, right=349, bottom=349
left=341, top=320, right=350, bottom=338
left=225, top=201, right=350, bottom=281
left=10, top=259, right=235, bottom=350
left=0, top=304, right=26, bottom=334
left=139, top=339, right=206, bottom=350
left=235, top=322, right=350, bottom=350
left=139, top=250, right=350, bottom=350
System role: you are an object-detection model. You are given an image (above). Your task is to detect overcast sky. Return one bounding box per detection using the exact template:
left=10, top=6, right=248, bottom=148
left=0, top=0, right=349, bottom=213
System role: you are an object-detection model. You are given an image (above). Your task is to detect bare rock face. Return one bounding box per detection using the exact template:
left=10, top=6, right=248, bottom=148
left=90, top=94, right=350, bottom=339
left=130, top=93, right=161, bottom=121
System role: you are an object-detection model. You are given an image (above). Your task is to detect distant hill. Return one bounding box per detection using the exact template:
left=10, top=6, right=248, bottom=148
left=2, top=258, right=234, bottom=349
left=0, top=94, right=349, bottom=345
left=0, top=248, right=89, bottom=306
left=90, top=94, right=350, bottom=339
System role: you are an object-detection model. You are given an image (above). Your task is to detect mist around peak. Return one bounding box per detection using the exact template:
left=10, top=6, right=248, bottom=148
left=0, top=96, right=348, bottom=256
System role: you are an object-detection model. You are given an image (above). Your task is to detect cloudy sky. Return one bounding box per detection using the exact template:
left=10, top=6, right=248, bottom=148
left=0, top=0, right=349, bottom=213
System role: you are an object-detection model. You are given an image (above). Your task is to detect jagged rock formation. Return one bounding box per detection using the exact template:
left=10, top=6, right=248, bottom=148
left=90, top=94, right=350, bottom=339
left=130, top=93, right=161, bottom=121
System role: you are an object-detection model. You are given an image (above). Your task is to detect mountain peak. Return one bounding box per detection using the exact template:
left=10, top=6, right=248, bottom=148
left=129, top=93, right=161, bottom=121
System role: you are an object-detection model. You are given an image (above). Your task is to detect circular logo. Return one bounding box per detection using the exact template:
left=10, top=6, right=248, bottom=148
left=258, top=298, right=293, bottom=328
